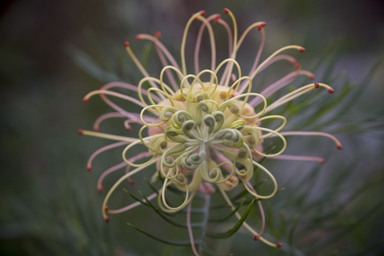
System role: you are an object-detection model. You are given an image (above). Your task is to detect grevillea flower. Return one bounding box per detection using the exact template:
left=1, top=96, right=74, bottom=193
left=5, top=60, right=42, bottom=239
left=79, top=9, right=342, bottom=252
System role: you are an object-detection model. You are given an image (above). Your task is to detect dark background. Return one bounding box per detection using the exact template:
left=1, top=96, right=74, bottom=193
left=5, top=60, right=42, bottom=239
left=1, top=0, right=384, bottom=255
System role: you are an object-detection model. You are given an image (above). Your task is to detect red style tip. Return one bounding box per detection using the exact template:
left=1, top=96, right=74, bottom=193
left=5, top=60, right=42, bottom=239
left=293, top=62, right=301, bottom=69
left=129, top=180, right=135, bottom=185
left=328, top=88, right=334, bottom=94
left=257, top=25, right=261, bottom=31
left=77, top=129, right=83, bottom=135
left=87, top=166, right=92, bottom=172
left=135, top=35, right=141, bottom=41
left=253, top=235, right=259, bottom=241
left=223, top=8, right=229, bottom=14
left=260, top=22, right=267, bottom=28
left=126, top=125, right=131, bottom=131
left=309, top=75, right=315, bottom=80
left=105, top=206, right=109, bottom=212
left=93, top=127, right=99, bottom=132
left=213, top=14, right=221, bottom=24
left=276, top=242, right=282, bottom=248
left=298, top=47, right=305, bottom=53
left=123, top=41, right=129, bottom=47
left=155, top=31, right=161, bottom=38
left=98, top=187, right=104, bottom=192
left=83, top=98, right=89, bottom=103
left=314, top=83, right=319, bottom=88
left=337, top=145, right=342, bottom=150
left=200, top=10, right=206, bottom=16
left=320, top=159, right=325, bottom=164
left=105, top=216, right=110, bottom=223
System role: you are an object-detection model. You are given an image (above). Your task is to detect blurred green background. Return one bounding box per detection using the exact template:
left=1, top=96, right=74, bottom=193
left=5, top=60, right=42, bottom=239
left=1, top=0, right=384, bottom=255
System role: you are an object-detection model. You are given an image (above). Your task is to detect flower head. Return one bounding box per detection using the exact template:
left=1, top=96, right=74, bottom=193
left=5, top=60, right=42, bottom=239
left=79, top=8, right=341, bottom=251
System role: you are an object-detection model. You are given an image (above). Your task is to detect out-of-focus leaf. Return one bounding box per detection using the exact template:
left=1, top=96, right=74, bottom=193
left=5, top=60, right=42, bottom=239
left=303, top=203, right=381, bottom=254
left=202, top=246, right=234, bottom=256
left=67, top=46, right=119, bottom=82
left=288, top=213, right=299, bottom=246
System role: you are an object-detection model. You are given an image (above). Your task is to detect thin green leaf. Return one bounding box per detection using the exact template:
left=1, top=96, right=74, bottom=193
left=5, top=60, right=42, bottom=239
left=127, top=223, right=197, bottom=246
left=145, top=178, right=159, bottom=195
left=123, top=189, right=149, bottom=207
left=138, top=191, right=197, bottom=228
left=231, top=180, right=265, bottom=202
left=206, top=200, right=254, bottom=239
left=209, top=199, right=246, bottom=223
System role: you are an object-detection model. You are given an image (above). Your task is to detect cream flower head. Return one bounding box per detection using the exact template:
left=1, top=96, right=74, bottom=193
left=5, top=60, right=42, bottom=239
left=79, top=8, right=341, bottom=250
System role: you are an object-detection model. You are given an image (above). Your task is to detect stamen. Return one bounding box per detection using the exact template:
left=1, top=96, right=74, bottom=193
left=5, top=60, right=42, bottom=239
left=97, top=162, right=126, bottom=192
left=124, top=119, right=141, bottom=131
left=136, top=33, right=181, bottom=91
left=93, top=112, right=125, bottom=132
left=101, top=82, right=162, bottom=103
left=186, top=202, right=199, bottom=256
left=97, top=92, right=146, bottom=120
left=159, top=179, right=191, bottom=213
left=102, top=163, right=154, bottom=220
left=218, top=187, right=277, bottom=247
left=87, top=141, right=128, bottom=172
left=248, top=27, right=265, bottom=78
left=251, top=115, right=287, bottom=133
left=124, top=42, right=164, bottom=97
left=84, top=90, right=146, bottom=108
left=123, top=138, right=158, bottom=167
left=81, top=130, right=138, bottom=143
left=138, top=77, right=175, bottom=110
left=194, top=14, right=220, bottom=75
left=242, top=160, right=278, bottom=199
left=247, top=181, right=266, bottom=239
left=249, top=70, right=315, bottom=107
left=265, top=83, right=334, bottom=113
left=153, top=34, right=178, bottom=91
left=235, top=21, right=266, bottom=83
left=222, top=8, right=238, bottom=87
left=258, top=55, right=301, bottom=73
left=215, top=58, right=242, bottom=88
left=273, top=155, right=325, bottom=163
left=231, top=74, right=237, bottom=83
left=250, top=45, right=306, bottom=82
left=216, top=18, right=233, bottom=57
left=108, top=192, right=157, bottom=214
left=277, top=131, right=342, bottom=149
left=181, top=10, right=207, bottom=75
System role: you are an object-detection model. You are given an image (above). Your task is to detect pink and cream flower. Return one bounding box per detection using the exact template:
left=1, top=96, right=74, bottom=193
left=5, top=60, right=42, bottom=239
left=79, top=8, right=341, bottom=250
